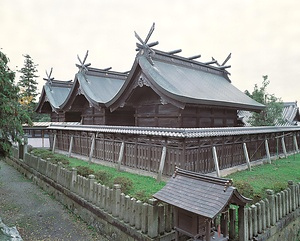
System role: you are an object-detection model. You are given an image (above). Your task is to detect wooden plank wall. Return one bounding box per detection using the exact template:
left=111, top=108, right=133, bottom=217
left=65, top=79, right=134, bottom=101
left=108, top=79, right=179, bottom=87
left=51, top=129, right=300, bottom=176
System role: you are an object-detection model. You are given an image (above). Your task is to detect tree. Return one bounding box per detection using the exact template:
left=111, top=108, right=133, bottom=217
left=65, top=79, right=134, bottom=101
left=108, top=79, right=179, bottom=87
left=0, top=50, right=31, bottom=157
left=17, top=54, right=39, bottom=120
left=245, top=75, right=284, bottom=126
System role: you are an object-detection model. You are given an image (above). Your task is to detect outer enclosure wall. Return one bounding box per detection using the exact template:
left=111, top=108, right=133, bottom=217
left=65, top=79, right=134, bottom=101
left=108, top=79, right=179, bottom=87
left=51, top=129, right=300, bottom=176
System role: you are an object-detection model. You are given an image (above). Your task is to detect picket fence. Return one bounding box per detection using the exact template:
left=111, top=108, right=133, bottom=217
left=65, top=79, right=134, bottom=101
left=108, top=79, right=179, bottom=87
left=13, top=147, right=173, bottom=239
left=10, top=146, right=300, bottom=241
left=244, top=182, right=300, bottom=240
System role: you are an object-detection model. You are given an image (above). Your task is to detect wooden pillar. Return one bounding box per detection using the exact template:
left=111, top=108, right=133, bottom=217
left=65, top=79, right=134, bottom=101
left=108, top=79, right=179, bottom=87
left=205, top=219, right=211, bottom=241
left=52, top=133, right=57, bottom=153
left=68, top=135, right=74, bottom=157
left=117, top=141, right=125, bottom=171
left=293, top=135, right=299, bottom=153
left=229, top=207, right=236, bottom=239
left=281, top=137, right=287, bottom=158
left=157, top=145, right=167, bottom=182
left=212, top=146, right=220, bottom=177
left=243, top=143, right=252, bottom=171
left=89, top=134, right=95, bottom=163
left=265, top=139, right=271, bottom=164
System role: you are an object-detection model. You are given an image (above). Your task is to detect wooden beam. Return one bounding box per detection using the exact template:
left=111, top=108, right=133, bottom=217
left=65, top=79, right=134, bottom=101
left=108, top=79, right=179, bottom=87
left=265, top=139, right=271, bottom=164
left=243, top=143, right=252, bottom=171
left=52, top=133, right=57, bottom=153
left=117, top=141, right=125, bottom=171
left=89, top=134, right=95, bottom=163
left=212, top=146, right=220, bottom=177
left=68, top=135, right=74, bottom=158
left=157, top=145, right=167, bottom=182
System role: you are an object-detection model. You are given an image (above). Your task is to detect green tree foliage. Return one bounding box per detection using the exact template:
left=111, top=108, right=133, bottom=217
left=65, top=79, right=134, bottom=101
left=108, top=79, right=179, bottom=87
left=245, top=75, right=284, bottom=126
left=0, top=50, right=31, bottom=157
left=17, top=54, right=43, bottom=121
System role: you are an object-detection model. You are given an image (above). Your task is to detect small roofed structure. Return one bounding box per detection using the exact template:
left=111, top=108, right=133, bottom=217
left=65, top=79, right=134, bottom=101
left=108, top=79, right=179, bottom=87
left=153, top=168, right=251, bottom=241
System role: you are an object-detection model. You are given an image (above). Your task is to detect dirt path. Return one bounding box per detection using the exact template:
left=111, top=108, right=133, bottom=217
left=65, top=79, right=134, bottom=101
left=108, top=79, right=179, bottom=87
left=0, top=159, right=108, bottom=241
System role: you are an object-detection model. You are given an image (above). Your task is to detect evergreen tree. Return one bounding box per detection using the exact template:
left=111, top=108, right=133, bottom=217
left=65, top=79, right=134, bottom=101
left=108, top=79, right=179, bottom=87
left=17, top=54, right=39, bottom=120
left=0, top=50, right=31, bottom=157
left=245, top=75, right=284, bottom=126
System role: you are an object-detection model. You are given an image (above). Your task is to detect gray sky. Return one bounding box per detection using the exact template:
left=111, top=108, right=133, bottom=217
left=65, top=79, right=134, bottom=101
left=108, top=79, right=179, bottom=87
left=1, top=0, right=300, bottom=102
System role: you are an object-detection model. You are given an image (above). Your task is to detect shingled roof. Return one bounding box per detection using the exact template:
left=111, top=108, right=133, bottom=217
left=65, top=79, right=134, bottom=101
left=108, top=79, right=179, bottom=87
left=60, top=67, right=126, bottom=110
left=108, top=47, right=265, bottom=112
left=153, top=168, right=251, bottom=219
left=238, top=101, right=300, bottom=126
left=35, top=79, right=73, bottom=113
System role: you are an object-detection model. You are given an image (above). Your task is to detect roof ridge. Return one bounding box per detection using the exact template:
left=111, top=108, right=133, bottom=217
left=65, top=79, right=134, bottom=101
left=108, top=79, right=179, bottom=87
left=175, top=168, right=232, bottom=186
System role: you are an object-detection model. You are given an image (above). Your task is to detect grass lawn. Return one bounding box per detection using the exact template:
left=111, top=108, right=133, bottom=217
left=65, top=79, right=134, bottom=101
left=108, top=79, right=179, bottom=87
left=31, top=148, right=300, bottom=204
left=226, top=153, right=300, bottom=203
left=30, top=148, right=165, bottom=202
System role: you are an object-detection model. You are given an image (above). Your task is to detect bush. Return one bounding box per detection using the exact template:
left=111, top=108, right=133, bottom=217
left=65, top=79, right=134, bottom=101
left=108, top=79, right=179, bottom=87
left=94, top=170, right=113, bottom=186
left=134, top=190, right=150, bottom=202
left=272, top=182, right=287, bottom=193
left=76, top=166, right=95, bottom=177
left=51, top=154, right=69, bottom=165
left=233, top=180, right=254, bottom=199
left=113, top=176, right=133, bottom=194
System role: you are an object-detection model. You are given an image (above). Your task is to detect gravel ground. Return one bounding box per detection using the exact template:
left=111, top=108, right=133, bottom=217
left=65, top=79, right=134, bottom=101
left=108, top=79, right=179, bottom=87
left=0, top=159, right=108, bottom=241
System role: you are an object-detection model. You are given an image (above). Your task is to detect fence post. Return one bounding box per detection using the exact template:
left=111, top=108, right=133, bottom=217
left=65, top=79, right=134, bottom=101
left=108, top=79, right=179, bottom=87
left=288, top=180, right=296, bottom=211
left=52, top=133, right=57, bottom=153
left=56, top=162, right=62, bottom=184
left=71, top=168, right=77, bottom=192
left=293, top=135, right=299, bottom=153
left=260, top=200, right=266, bottom=231
left=141, top=203, right=148, bottom=234
left=68, top=135, right=74, bottom=157
left=135, top=200, right=142, bottom=230
left=243, top=143, right=252, bottom=171
left=89, top=134, right=95, bottom=163
left=265, top=139, right=271, bottom=164
left=281, top=137, right=287, bottom=158
left=251, top=204, right=257, bottom=237
left=88, top=174, right=95, bottom=202
left=117, top=141, right=125, bottom=171
left=266, top=189, right=276, bottom=226
left=212, top=146, right=220, bottom=177
left=157, top=145, right=167, bottom=182
left=248, top=207, right=253, bottom=240
left=256, top=202, right=262, bottom=234
left=148, top=198, right=159, bottom=238
left=238, top=205, right=248, bottom=241
left=112, top=184, right=121, bottom=217
left=130, top=198, right=136, bottom=227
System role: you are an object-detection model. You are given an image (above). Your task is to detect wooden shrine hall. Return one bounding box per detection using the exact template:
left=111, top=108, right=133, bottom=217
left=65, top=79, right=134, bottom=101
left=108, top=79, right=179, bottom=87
left=153, top=168, right=251, bottom=241
left=36, top=23, right=264, bottom=128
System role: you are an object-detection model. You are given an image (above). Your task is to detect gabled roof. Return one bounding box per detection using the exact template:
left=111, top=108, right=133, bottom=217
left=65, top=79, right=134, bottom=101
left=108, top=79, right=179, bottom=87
left=238, top=101, right=300, bottom=126
left=108, top=48, right=265, bottom=112
left=35, top=80, right=73, bottom=113
left=153, top=168, right=251, bottom=219
left=60, top=67, right=126, bottom=110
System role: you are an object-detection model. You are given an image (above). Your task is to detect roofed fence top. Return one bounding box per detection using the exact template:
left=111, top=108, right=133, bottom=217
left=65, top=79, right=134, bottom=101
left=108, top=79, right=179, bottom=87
left=47, top=123, right=300, bottom=138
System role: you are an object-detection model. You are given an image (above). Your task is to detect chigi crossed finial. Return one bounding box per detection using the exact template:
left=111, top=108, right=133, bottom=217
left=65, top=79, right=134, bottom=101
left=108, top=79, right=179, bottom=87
left=76, top=50, right=91, bottom=72
left=134, top=23, right=159, bottom=65
left=43, top=67, right=54, bottom=90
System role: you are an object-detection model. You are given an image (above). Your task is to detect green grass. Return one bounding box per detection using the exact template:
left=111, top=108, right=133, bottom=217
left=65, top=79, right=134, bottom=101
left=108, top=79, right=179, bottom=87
left=31, top=148, right=165, bottom=202
left=226, top=154, right=300, bottom=203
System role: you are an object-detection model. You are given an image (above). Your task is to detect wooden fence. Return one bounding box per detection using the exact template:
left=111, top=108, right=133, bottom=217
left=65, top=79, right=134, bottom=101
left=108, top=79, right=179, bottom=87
left=10, top=146, right=300, bottom=241
left=49, top=128, right=300, bottom=177
left=19, top=150, right=173, bottom=239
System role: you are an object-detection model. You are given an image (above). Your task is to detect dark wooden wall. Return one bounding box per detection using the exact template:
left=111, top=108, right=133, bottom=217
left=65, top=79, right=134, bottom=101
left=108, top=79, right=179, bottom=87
left=51, top=128, right=300, bottom=176
left=132, top=87, right=237, bottom=128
